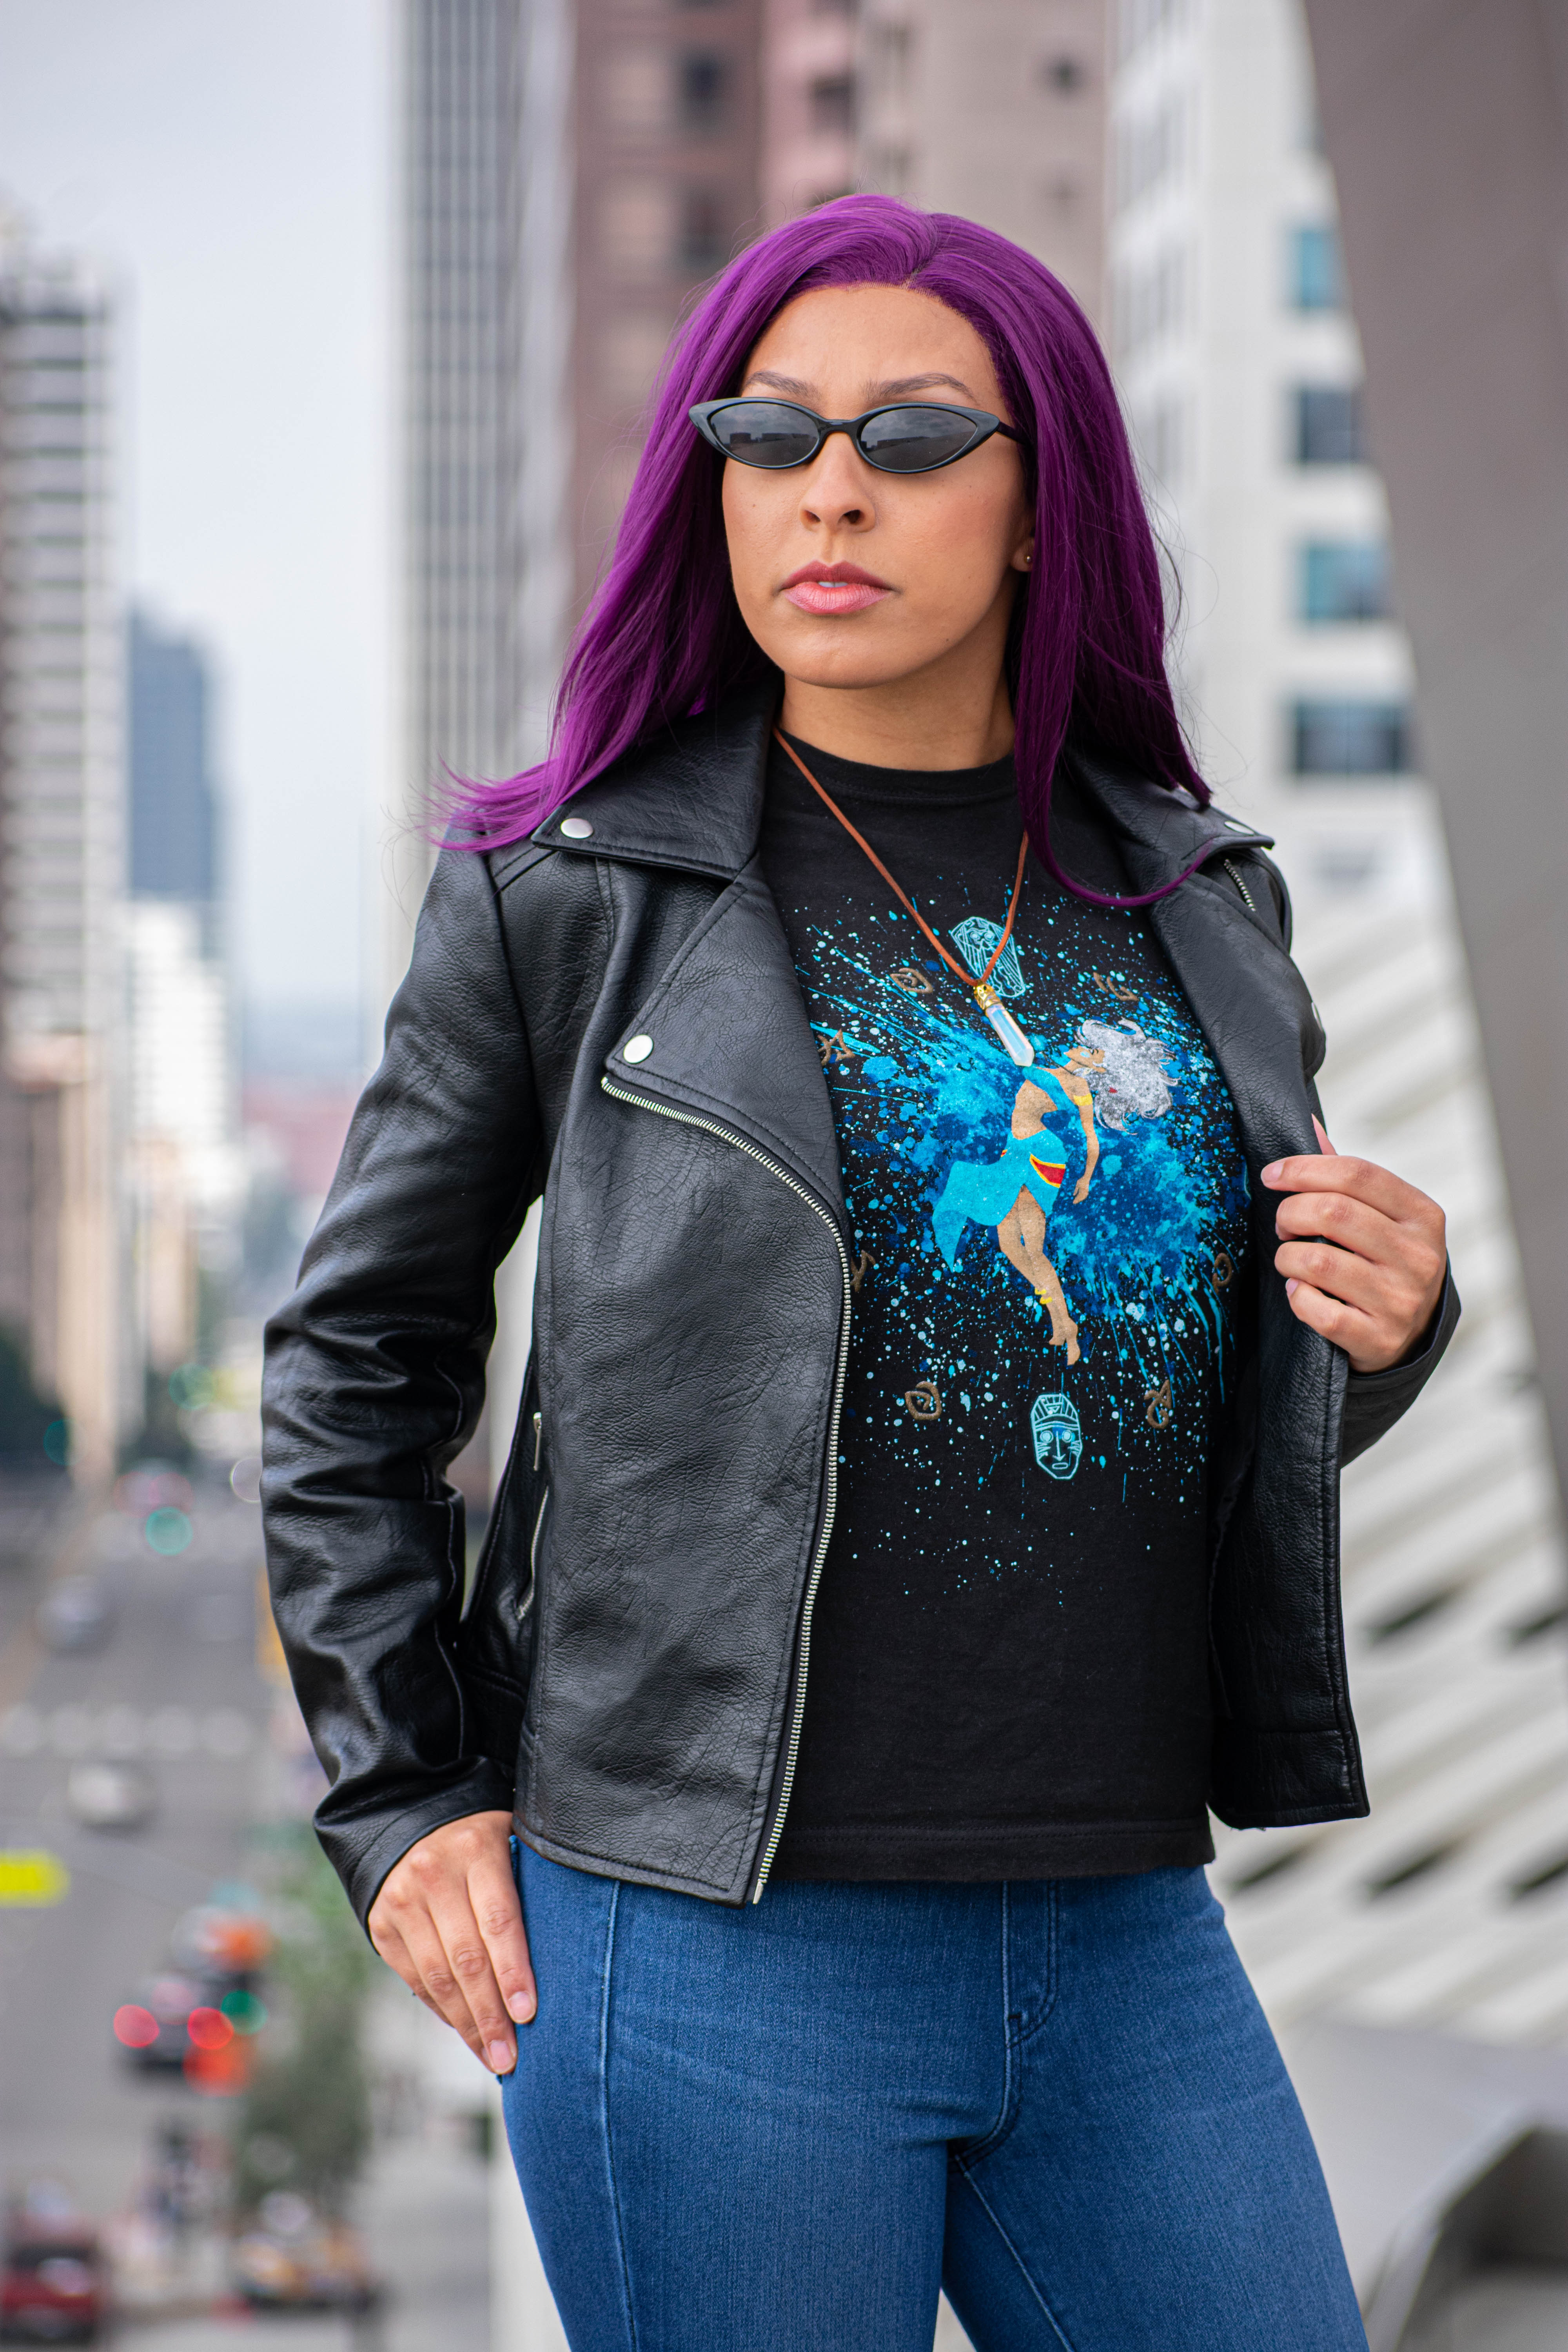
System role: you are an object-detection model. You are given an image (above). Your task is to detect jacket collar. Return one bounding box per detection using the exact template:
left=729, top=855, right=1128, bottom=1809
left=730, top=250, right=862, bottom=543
left=530, top=690, right=775, bottom=880
left=532, top=686, right=1273, bottom=891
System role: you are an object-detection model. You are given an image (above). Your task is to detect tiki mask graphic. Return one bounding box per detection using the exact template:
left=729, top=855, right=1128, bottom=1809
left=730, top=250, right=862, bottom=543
left=1030, top=1390, right=1083, bottom=1480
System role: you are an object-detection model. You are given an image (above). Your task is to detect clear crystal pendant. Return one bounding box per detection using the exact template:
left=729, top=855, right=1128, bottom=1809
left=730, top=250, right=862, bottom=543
left=974, top=982, right=1034, bottom=1067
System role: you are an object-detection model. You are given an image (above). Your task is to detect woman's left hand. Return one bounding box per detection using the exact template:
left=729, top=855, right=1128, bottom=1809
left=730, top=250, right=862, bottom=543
left=1261, top=1119, right=1447, bottom=1375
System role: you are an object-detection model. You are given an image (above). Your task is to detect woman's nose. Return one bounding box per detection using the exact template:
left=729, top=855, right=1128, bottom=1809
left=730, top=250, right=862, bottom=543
left=798, top=438, right=875, bottom=532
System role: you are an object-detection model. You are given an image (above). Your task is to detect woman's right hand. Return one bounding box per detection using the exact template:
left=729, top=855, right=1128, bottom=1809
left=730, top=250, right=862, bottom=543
left=367, top=1809, right=535, bottom=2074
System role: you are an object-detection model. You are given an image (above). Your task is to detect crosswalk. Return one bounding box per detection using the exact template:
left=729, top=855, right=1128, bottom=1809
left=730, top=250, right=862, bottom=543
left=0, top=1702, right=256, bottom=1762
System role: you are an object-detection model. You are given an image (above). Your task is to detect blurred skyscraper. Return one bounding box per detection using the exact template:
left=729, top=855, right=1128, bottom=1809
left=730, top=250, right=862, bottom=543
left=1109, top=0, right=1568, bottom=2043
left=0, top=245, right=126, bottom=1482
left=391, top=0, right=764, bottom=991
left=761, top=1, right=1106, bottom=320
left=126, top=610, right=235, bottom=1388
left=128, top=611, right=221, bottom=945
left=391, top=0, right=1107, bottom=999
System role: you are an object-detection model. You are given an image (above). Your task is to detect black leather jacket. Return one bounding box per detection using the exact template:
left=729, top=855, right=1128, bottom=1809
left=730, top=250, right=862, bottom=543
left=262, top=693, right=1458, bottom=1927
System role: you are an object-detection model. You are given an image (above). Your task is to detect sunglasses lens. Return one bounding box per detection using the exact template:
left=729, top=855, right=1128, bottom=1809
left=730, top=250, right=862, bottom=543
left=707, top=403, right=820, bottom=467
left=859, top=407, right=980, bottom=472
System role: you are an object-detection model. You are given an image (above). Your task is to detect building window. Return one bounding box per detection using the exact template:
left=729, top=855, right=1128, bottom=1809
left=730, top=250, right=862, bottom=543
left=1118, top=0, right=1183, bottom=60
left=1116, top=94, right=1187, bottom=209
left=809, top=74, right=856, bottom=136
left=868, top=22, right=912, bottom=98
left=680, top=187, right=728, bottom=270
left=1299, top=541, right=1391, bottom=623
left=1291, top=699, right=1412, bottom=777
left=863, top=144, right=910, bottom=196
left=1042, top=54, right=1089, bottom=93
left=1293, top=385, right=1365, bottom=465
left=1290, top=223, right=1344, bottom=310
left=679, top=51, right=729, bottom=131
left=1111, top=243, right=1188, bottom=363
left=1131, top=395, right=1185, bottom=491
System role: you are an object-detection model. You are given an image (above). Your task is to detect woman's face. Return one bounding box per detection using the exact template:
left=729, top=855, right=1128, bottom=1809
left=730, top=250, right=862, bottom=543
left=720, top=285, right=1034, bottom=699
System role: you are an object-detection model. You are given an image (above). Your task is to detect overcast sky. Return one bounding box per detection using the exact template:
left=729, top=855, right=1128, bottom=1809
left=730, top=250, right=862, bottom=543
left=0, top=0, right=389, bottom=1029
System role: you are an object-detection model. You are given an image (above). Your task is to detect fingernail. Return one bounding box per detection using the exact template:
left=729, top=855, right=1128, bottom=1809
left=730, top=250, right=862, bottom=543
left=1261, top=1161, right=1283, bottom=1184
left=506, top=1991, right=534, bottom=2024
left=1285, top=1279, right=1299, bottom=1296
left=486, top=2039, right=515, bottom=2074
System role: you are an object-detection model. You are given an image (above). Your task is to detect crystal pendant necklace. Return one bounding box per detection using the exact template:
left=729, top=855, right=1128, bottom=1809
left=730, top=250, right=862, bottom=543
left=773, top=728, right=1036, bottom=1068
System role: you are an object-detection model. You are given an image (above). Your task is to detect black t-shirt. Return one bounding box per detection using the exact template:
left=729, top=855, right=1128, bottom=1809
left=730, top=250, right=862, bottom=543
left=760, top=735, right=1252, bottom=1882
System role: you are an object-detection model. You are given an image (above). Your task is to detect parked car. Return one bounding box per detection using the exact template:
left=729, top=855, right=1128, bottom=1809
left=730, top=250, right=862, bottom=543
left=0, top=2219, right=107, bottom=2343
left=36, top=1579, right=114, bottom=1655
left=230, top=2194, right=377, bottom=2314
left=65, top=1761, right=155, bottom=1833
left=112, top=1975, right=208, bottom=2071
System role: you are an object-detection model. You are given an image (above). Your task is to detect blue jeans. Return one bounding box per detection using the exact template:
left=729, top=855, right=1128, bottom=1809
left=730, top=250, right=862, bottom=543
left=501, top=1847, right=1365, bottom=2351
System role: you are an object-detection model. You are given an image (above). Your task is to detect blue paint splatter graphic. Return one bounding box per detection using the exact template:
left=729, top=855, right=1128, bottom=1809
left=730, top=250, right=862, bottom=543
left=797, top=892, right=1250, bottom=1530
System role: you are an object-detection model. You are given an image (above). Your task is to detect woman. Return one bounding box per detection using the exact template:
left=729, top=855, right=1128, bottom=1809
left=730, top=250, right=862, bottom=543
left=263, top=199, right=1455, bottom=2350
left=932, top=1026, right=1134, bottom=1363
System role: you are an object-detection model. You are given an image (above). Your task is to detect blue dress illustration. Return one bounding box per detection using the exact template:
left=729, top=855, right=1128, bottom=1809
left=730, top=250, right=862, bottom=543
left=932, top=1021, right=1177, bottom=1367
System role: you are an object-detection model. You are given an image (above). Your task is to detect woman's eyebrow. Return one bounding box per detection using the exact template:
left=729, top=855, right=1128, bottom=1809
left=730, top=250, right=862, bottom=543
left=740, top=369, right=815, bottom=397
left=866, top=372, right=977, bottom=402
left=736, top=369, right=980, bottom=404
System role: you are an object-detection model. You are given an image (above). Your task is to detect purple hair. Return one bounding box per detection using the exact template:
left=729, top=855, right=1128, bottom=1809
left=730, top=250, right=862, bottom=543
left=446, top=195, right=1208, bottom=907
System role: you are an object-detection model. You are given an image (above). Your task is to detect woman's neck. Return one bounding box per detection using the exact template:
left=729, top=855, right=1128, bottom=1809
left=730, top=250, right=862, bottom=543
left=779, top=664, right=1015, bottom=772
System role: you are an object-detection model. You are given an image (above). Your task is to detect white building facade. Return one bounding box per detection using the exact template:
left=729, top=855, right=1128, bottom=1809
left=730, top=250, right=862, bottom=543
left=0, top=246, right=127, bottom=1479
left=1109, top=0, right=1568, bottom=2046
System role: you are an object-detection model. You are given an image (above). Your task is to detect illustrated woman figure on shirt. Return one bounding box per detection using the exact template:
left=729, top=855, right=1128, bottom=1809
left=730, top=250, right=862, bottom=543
left=933, top=1018, right=1176, bottom=1362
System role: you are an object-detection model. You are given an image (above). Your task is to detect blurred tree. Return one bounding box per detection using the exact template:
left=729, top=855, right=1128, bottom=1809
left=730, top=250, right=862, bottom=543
left=232, top=1830, right=379, bottom=2218
left=0, top=1323, right=65, bottom=1470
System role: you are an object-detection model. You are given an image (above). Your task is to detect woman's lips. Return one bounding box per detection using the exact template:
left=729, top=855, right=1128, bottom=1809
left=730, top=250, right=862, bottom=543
left=780, top=564, right=894, bottom=616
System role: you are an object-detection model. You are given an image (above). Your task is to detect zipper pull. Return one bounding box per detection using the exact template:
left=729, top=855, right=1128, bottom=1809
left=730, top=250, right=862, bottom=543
left=532, top=1410, right=543, bottom=1471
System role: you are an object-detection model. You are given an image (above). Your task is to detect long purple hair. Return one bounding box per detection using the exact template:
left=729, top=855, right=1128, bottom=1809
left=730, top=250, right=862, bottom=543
left=446, top=196, right=1207, bottom=906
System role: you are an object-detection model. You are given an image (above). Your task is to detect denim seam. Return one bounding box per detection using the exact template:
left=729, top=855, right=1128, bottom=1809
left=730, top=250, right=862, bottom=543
left=951, top=2167, right=1080, bottom=2352
left=1014, top=1879, right=1062, bottom=2054
left=951, top=1884, right=1019, bottom=2170
left=597, top=1881, right=640, bottom=2352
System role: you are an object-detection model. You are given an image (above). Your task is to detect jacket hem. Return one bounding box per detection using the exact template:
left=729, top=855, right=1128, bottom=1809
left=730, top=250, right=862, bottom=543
left=512, top=1817, right=755, bottom=1907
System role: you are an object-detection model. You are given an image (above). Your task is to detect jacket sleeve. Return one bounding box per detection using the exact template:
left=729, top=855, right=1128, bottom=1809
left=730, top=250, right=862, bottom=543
left=1235, top=846, right=1462, bottom=1467
left=261, top=849, right=542, bottom=1926
left=1340, top=1264, right=1461, bottom=1465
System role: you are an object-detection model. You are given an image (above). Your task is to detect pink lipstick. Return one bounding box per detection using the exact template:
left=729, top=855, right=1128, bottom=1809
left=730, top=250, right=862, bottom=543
left=781, top=560, right=895, bottom=615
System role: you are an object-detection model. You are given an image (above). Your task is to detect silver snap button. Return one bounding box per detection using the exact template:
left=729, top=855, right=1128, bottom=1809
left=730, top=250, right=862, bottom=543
left=1223, top=817, right=1251, bottom=833
left=623, top=1034, right=653, bottom=1063
left=560, top=815, right=593, bottom=839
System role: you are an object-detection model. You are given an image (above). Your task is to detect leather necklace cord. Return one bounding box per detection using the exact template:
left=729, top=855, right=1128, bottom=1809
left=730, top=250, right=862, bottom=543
left=771, top=727, right=1030, bottom=997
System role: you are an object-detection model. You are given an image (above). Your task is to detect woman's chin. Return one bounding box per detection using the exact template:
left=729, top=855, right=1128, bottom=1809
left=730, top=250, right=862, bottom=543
left=769, top=635, right=943, bottom=695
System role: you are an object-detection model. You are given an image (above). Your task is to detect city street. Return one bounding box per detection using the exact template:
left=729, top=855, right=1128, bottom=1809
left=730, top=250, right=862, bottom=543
left=0, top=1468, right=491, bottom=2349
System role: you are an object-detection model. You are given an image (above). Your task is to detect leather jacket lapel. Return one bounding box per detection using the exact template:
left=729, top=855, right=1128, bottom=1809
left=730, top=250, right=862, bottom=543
left=603, top=863, right=848, bottom=1225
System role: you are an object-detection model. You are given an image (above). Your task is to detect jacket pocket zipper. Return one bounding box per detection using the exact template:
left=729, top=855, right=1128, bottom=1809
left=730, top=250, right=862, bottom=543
left=520, top=1484, right=549, bottom=1626
left=600, top=1074, right=853, bottom=1902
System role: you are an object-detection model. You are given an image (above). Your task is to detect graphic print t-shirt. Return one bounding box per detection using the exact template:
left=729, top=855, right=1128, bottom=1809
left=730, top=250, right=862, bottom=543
left=760, top=736, right=1252, bottom=1881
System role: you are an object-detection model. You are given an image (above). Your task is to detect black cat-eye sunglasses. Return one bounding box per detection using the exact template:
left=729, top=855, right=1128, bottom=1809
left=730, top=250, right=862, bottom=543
left=688, top=398, right=1023, bottom=475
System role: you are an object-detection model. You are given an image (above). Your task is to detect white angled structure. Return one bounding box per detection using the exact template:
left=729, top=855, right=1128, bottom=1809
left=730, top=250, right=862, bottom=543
left=1108, top=0, right=1568, bottom=2045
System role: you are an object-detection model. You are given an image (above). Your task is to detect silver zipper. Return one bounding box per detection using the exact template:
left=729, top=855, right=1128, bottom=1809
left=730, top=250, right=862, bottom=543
left=521, top=1486, right=549, bottom=1624
left=1222, top=856, right=1256, bottom=913
left=532, top=1409, right=543, bottom=1471
left=601, top=1074, right=853, bottom=1901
